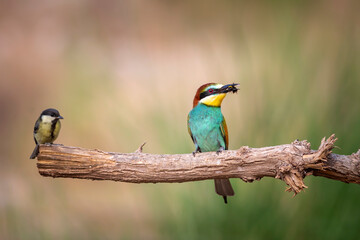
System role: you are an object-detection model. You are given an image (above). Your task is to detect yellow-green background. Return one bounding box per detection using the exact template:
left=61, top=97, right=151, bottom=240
left=1, top=1, right=360, bottom=239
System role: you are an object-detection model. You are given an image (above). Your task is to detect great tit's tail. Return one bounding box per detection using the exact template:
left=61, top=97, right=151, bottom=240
left=214, top=179, right=235, bottom=204
left=30, top=144, right=39, bottom=159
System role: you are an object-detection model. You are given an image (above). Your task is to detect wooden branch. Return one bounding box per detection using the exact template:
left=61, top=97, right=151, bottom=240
left=36, top=134, right=360, bottom=195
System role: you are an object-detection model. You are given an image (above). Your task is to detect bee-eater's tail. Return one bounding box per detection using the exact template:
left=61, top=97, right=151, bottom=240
left=30, top=144, right=40, bottom=159
left=214, top=179, right=235, bottom=204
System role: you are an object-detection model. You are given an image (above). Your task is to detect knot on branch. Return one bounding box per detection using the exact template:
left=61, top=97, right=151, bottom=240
left=240, top=176, right=259, bottom=183
left=277, top=135, right=337, bottom=195
left=291, top=139, right=311, bottom=150
left=276, top=162, right=307, bottom=196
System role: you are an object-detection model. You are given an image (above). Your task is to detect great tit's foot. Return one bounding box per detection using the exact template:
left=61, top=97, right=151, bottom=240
left=216, top=147, right=225, bottom=155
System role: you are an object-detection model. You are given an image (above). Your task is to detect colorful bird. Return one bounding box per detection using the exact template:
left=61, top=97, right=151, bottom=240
left=187, top=83, right=239, bottom=203
left=30, top=108, right=63, bottom=159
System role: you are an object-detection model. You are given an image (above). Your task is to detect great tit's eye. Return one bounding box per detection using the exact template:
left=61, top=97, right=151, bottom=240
left=51, top=113, right=55, bottom=117
left=208, top=89, right=214, bottom=94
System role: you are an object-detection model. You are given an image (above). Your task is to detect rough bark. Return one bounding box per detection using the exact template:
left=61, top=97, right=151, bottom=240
left=36, top=134, right=360, bottom=195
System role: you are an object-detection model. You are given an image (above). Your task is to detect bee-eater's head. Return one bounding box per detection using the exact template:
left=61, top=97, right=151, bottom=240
left=192, top=83, right=239, bottom=107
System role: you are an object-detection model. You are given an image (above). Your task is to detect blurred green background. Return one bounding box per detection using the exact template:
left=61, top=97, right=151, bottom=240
left=1, top=0, right=360, bottom=239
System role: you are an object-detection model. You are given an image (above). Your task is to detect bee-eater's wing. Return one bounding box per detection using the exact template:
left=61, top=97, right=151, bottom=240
left=220, top=117, right=229, bottom=150
left=187, top=114, right=195, bottom=144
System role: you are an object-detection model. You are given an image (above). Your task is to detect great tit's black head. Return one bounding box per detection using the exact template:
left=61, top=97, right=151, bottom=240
left=40, top=108, right=64, bottom=120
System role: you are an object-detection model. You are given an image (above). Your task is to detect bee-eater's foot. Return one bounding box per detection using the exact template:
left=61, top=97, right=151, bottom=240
left=216, top=147, right=225, bottom=155
left=192, top=148, right=201, bottom=157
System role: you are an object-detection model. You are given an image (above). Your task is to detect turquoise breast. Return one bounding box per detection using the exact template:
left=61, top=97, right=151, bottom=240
left=188, top=103, right=225, bottom=152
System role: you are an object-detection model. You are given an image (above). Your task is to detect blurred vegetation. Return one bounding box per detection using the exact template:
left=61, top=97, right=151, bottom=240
left=1, top=0, right=360, bottom=239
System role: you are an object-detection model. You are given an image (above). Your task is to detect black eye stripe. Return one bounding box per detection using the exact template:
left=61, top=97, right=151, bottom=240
left=200, top=89, right=216, bottom=100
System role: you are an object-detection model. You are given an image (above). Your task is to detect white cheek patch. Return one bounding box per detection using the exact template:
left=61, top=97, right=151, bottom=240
left=41, top=115, right=56, bottom=123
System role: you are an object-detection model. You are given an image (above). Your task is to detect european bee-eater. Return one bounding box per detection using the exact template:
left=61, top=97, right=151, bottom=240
left=30, top=108, right=63, bottom=159
left=187, top=83, right=238, bottom=203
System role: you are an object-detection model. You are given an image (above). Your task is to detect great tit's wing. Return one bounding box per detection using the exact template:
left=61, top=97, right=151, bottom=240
left=33, top=118, right=40, bottom=144
left=34, top=118, right=40, bottom=134
left=29, top=145, right=39, bottom=159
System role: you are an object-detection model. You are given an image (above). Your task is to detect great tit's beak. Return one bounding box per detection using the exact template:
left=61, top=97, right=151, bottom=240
left=57, top=116, right=64, bottom=119
left=219, top=83, right=239, bottom=94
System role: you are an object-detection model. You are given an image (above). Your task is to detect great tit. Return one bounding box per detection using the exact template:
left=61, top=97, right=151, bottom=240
left=30, top=108, right=63, bottom=159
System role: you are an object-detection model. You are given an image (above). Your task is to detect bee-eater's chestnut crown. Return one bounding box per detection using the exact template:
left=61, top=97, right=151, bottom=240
left=192, top=83, right=239, bottom=108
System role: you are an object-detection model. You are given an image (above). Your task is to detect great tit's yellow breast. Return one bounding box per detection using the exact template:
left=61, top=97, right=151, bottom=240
left=35, top=120, right=61, bottom=144
left=53, top=120, right=61, bottom=140
left=199, top=93, right=226, bottom=107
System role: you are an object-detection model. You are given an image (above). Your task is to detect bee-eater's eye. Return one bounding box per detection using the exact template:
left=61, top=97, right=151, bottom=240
left=208, top=89, right=214, bottom=94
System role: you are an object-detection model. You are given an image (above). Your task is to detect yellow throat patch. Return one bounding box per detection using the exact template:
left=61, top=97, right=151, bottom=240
left=200, top=93, right=226, bottom=107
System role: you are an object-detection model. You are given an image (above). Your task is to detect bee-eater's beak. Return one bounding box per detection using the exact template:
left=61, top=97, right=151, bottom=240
left=57, top=116, right=64, bottom=119
left=219, top=83, right=239, bottom=94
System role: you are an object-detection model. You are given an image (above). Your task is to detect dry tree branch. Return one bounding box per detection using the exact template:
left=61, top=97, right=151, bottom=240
left=36, top=134, right=360, bottom=195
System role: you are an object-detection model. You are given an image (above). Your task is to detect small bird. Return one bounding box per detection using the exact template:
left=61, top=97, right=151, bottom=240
left=30, top=108, right=63, bottom=159
left=187, top=83, right=239, bottom=203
